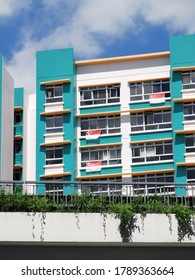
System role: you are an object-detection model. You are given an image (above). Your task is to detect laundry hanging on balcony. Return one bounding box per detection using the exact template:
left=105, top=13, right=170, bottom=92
left=86, top=129, right=101, bottom=140
left=149, top=93, right=165, bottom=104
left=86, top=161, right=102, bottom=172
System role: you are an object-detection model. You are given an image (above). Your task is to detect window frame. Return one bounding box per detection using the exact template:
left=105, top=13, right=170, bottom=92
left=182, top=71, right=195, bottom=89
left=187, top=167, right=195, bottom=184
left=45, top=146, right=63, bottom=165
left=45, top=115, right=63, bottom=134
left=185, top=134, right=195, bottom=153
left=132, top=173, right=174, bottom=194
left=80, top=115, right=121, bottom=136
left=81, top=145, right=121, bottom=167
left=80, top=84, right=120, bottom=106
left=14, top=111, right=22, bottom=124
left=45, top=84, right=63, bottom=103
left=131, top=141, right=173, bottom=163
left=130, top=110, right=172, bottom=132
left=183, top=102, right=195, bottom=121
left=129, top=79, right=170, bottom=102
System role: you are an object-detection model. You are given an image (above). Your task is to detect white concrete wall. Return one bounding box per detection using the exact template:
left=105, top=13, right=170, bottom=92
left=76, top=56, right=170, bottom=179
left=26, top=93, right=36, bottom=183
left=1, top=67, right=14, bottom=180
left=0, top=213, right=194, bottom=243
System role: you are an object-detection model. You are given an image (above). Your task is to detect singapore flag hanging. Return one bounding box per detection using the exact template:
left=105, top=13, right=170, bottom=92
left=149, top=93, right=165, bottom=104
left=86, top=161, right=102, bottom=172
left=86, top=129, right=101, bottom=140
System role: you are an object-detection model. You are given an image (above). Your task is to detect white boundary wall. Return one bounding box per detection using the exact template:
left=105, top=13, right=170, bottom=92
left=0, top=213, right=194, bottom=243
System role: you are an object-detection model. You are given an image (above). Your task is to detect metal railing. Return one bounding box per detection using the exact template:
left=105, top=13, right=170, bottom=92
left=0, top=180, right=195, bottom=208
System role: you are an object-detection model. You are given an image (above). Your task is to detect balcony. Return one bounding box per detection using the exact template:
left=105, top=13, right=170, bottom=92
left=14, top=124, right=23, bottom=136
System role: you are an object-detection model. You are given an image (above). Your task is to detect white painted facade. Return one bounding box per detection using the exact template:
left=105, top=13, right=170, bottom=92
left=1, top=67, right=14, bottom=181
left=26, top=93, right=36, bottom=182
left=76, top=56, right=170, bottom=179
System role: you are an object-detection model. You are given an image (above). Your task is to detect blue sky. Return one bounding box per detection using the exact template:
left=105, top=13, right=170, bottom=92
left=0, top=0, right=194, bottom=93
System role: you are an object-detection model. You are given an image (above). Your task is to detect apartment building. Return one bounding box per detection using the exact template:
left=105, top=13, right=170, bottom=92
left=1, top=33, right=191, bottom=196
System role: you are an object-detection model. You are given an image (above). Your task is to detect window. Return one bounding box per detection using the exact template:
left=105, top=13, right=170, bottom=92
left=14, top=140, right=22, bottom=153
left=80, top=116, right=121, bottom=136
left=187, top=167, right=195, bottom=183
left=14, top=111, right=22, bottom=124
left=81, top=146, right=121, bottom=167
left=131, top=141, right=173, bottom=163
left=182, top=71, right=195, bottom=89
left=13, top=169, right=22, bottom=181
left=183, top=102, right=195, bottom=121
left=45, top=177, right=63, bottom=195
left=129, top=79, right=170, bottom=101
left=80, top=177, right=122, bottom=193
left=46, top=146, right=63, bottom=165
left=46, top=85, right=63, bottom=103
left=45, top=115, right=63, bottom=134
left=80, top=84, right=120, bottom=106
left=185, top=134, right=195, bottom=153
left=131, top=111, right=171, bottom=132
left=132, top=173, right=174, bottom=194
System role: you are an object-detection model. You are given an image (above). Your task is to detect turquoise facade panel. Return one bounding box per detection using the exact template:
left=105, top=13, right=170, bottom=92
left=36, top=48, right=76, bottom=194
left=170, top=34, right=195, bottom=68
left=131, top=131, right=172, bottom=142
left=80, top=104, right=120, bottom=115
left=169, top=34, right=195, bottom=191
left=130, top=100, right=171, bottom=111
left=80, top=135, right=121, bottom=146
left=132, top=162, right=174, bottom=173
left=14, top=88, right=24, bottom=107
left=36, top=48, right=74, bottom=81
left=80, top=166, right=122, bottom=177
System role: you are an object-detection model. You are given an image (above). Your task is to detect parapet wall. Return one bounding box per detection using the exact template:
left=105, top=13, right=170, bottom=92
left=0, top=213, right=194, bottom=243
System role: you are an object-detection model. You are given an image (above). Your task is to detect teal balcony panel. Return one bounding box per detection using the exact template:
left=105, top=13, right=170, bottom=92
left=130, top=100, right=171, bottom=111
left=14, top=153, right=23, bottom=165
left=14, top=124, right=23, bottom=136
left=80, top=104, right=120, bottom=115
left=131, top=131, right=173, bottom=142
left=132, top=162, right=174, bottom=173
left=80, top=135, right=121, bottom=146
left=80, top=166, right=122, bottom=177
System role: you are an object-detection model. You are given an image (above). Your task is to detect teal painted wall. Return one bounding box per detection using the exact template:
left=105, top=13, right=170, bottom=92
left=80, top=135, right=121, bottom=146
left=80, top=104, right=120, bottom=115
left=130, top=101, right=171, bottom=111
left=36, top=48, right=76, bottom=192
left=80, top=166, right=122, bottom=177
left=170, top=34, right=195, bottom=68
left=169, top=34, right=195, bottom=194
left=14, top=88, right=24, bottom=107
left=131, top=131, right=172, bottom=142
left=132, top=162, right=174, bottom=173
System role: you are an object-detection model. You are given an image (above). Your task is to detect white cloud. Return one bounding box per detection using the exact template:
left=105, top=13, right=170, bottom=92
left=4, top=0, right=195, bottom=94
left=0, top=0, right=31, bottom=17
left=141, top=0, right=195, bottom=33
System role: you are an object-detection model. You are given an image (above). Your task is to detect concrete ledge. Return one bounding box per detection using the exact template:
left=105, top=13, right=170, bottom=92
left=0, top=213, right=194, bottom=243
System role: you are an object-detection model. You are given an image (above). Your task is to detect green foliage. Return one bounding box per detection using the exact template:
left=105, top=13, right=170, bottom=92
left=0, top=191, right=195, bottom=242
left=113, top=203, right=137, bottom=242
left=166, top=203, right=195, bottom=242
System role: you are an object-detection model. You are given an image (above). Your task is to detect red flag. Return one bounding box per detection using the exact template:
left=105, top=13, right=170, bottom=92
left=86, top=129, right=101, bottom=140
left=86, top=161, right=102, bottom=172
left=149, top=93, right=165, bottom=104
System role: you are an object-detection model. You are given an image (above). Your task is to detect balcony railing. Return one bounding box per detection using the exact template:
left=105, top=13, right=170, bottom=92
left=0, top=180, right=195, bottom=208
